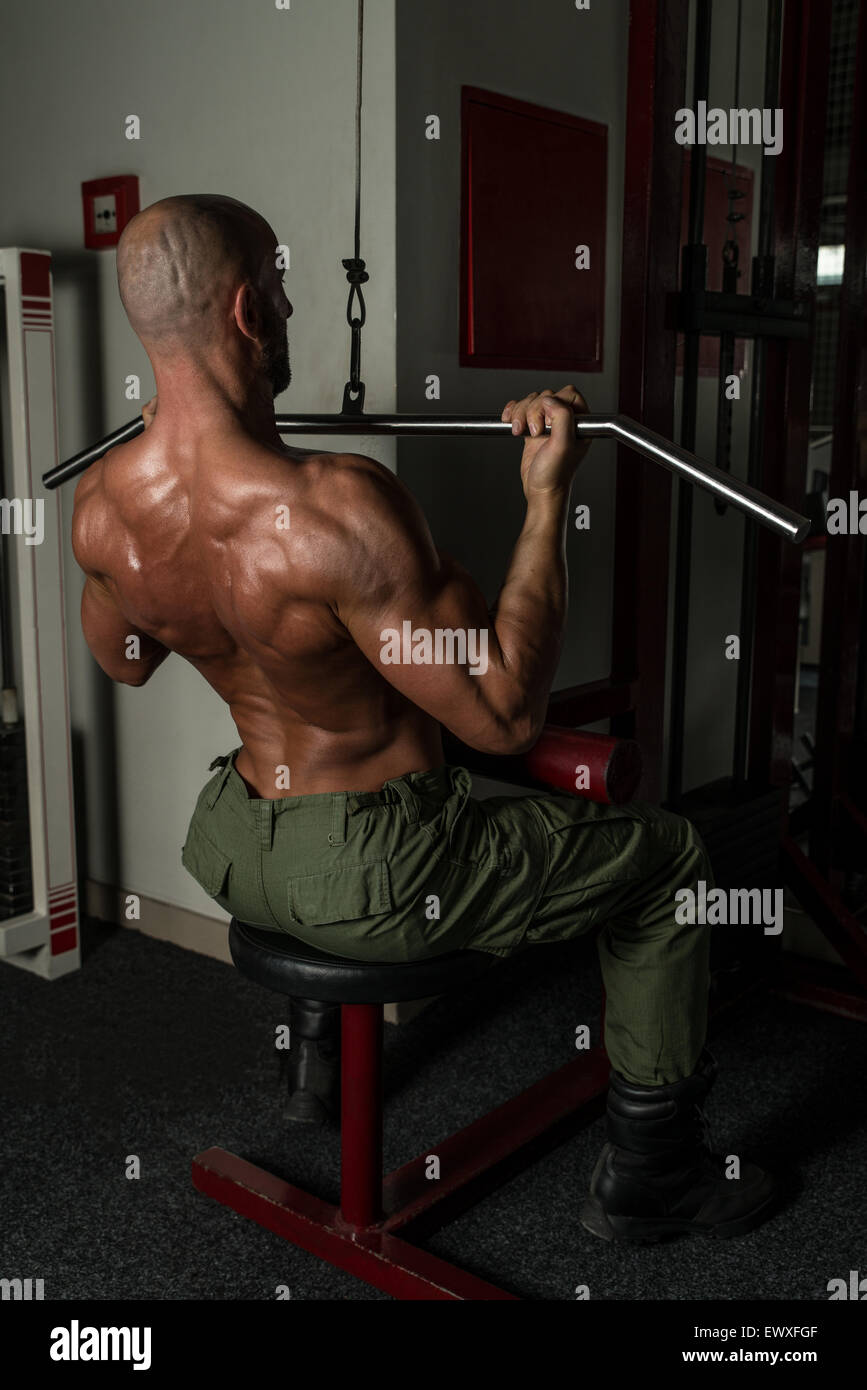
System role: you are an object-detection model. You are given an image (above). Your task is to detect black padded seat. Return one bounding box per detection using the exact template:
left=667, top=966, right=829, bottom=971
left=228, top=918, right=499, bottom=1004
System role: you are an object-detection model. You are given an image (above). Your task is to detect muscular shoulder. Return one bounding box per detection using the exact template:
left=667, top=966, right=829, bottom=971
left=309, top=453, right=440, bottom=607
left=71, top=457, right=109, bottom=574
left=202, top=444, right=439, bottom=627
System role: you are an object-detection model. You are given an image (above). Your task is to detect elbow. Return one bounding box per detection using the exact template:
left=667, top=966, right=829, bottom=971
left=112, top=651, right=168, bottom=686
left=464, top=711, right=543, bottom=759
left=110, top=668, right=149, bottom=687
left=503, top=721, right=542, bottom=758
left=493, top=689, right=545, bottom=756
left=444, top=685, right=545, bottom=759
left=496, top=713, right=543, bottom=758
left=93, top=658, right=151, bottom=687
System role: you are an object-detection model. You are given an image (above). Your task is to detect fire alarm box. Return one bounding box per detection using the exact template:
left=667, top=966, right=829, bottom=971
left=81, top=176, right=140, bottom=250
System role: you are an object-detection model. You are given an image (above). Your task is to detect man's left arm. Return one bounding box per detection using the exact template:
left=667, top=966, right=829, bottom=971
left=80, top=573, right=170, bottom=686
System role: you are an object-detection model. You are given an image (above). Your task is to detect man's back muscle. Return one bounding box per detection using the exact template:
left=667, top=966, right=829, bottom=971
left=71, top=432, right=443, bottom=796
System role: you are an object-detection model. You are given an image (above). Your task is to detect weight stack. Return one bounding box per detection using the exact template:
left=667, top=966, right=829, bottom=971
left=675, top=777, right=786, bottom=992
left=0, top=721, right=34, bottom=921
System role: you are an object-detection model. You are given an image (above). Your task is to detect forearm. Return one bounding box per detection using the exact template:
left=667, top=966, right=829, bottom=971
left=490, top=488, right=571, bottom=744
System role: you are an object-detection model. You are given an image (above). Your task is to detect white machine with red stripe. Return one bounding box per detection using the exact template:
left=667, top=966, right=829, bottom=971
left=0, top=247, right=80, bottom=977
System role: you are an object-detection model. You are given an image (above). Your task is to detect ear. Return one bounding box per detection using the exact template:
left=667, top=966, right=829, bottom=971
left=233, top=282, right=260, bottom=342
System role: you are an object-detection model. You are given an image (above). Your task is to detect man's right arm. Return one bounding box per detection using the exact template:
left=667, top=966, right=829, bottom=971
left=334, top=388, right=588, bottom=756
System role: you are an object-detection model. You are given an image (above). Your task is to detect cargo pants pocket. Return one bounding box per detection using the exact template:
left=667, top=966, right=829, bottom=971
left=181, top=822, right=232, bottom=901
left=286, top=859, right=393, bottom=928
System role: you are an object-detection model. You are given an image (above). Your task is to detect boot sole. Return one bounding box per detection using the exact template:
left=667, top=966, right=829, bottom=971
left=579, top=1190, right=779, bottom=1243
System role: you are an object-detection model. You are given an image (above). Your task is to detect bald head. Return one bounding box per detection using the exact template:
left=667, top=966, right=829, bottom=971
left=117, top=194, right=291, bottom=395
left=117, top=194, right=275, bottom=343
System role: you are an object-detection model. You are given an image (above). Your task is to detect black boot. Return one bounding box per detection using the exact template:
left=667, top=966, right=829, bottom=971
left=580, top=1049, right=778, bottom=1242
left=286, top=998, right=341, bottom=1126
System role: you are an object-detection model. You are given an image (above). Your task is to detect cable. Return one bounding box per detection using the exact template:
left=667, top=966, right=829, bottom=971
left=341, top=0, right=369, bottom=415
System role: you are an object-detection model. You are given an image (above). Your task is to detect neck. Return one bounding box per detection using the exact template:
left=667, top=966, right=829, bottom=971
left=150, top=355, right=282, bottom=449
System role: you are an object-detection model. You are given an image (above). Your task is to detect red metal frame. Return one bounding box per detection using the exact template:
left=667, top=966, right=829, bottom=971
left=609, top=0, right=688, bottom=802
left=772, top=954, right=867, bottom=1024
left=777, top=0, right=867, bottom=1004
left=191, top=976, right=759, bottom=1299
left=192, top=1005, right=611, bottom=1301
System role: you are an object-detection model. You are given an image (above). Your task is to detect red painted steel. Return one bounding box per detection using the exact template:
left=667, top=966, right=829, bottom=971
left=381, top=1049, right=610, bottom=1231
left=612, top=0, right=689, bottom=801
left=193, top=960, right=764, bottom=1296
left=772, top=957, right=867, bottom=1024
left=838, top=794, right=867, bottom=843
left=781, top=838, right=867, bottom=991
left=191, top=1149, right=517, bottom=1300
left=547, top=679, right=638, bottom=728
left=339, top=1004, right=384, bottom=1229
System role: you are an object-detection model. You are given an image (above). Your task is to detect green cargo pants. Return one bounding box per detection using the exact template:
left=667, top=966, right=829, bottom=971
left=181, top=750, right=713, bottom=1086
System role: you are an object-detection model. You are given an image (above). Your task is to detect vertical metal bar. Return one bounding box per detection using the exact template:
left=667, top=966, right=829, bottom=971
left=748, top=0, right=833, bottom=790
left=613, top=0, right=690, bottom=802
left=713, top=0, right=743, bottom=513
left=732, top=0, right=784, bottom=786
left=339, top=1002, right=384, bottom=1229
left=668, top=0, right=712, bottom=804
left=810, top=0, right=867, bottom=872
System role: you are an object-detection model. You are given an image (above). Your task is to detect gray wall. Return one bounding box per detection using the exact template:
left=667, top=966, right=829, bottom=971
left=395, top=0, right=628, bottom=699
left=0, top=0, right=396, bottom=916
left=395, top=0, right=778, bottom=798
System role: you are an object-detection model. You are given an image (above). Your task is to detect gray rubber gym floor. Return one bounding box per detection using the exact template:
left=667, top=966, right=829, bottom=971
left=0, top=918, right=863, bottom=1301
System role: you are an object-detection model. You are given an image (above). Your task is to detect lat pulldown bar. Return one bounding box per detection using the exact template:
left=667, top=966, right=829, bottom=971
left=42, top=412, right=809, bottom=544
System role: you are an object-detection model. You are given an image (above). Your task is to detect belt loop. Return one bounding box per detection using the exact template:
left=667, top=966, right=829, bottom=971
left=392, top=779, right=421, bottom=825
left=205, top=753, right=235, bottom=810
left=329, top=792, right=347, bottom=846
left=259, top=800, right=275, bottom=851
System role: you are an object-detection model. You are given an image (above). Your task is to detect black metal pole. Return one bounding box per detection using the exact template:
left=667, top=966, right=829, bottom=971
left=668, top=0, right=712, bottom=805
left=732, top=0, right=784, bottom=787
left=40, top=412, right=808, bottom=541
